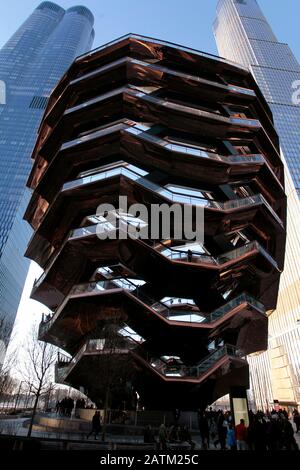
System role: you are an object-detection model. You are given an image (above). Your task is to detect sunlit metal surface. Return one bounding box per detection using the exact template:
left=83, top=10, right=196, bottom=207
left=25, top=35, right=286, bottom=410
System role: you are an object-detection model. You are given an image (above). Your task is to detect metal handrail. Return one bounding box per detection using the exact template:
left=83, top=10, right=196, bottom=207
left=132, top=344, right=244, bottom=379
left=55, top=336, right=136, bottom=383
left=40, top=268, right=265, bottom=341
left=67, top=217, right=278, bottom=269
left=62, top=161, right=282, bottom=227
left=55, top=338, right=244, bottom=384
left=77, top=33, right=248, bottom=72
left=35, top=221, right=278, bottom=298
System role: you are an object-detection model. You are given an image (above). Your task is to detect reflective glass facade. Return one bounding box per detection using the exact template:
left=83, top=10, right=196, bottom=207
left=214, top=0, right=300, bottom=196
left=0, top=2, right=94, bottom=344
left=214, top=0, right=300, bottom=409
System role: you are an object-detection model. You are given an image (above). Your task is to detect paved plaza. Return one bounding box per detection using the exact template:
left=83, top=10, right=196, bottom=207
left=0, top=413, right=299, bottom=450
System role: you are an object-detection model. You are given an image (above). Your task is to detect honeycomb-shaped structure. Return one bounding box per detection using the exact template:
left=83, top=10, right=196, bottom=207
left=24, top=35, right=286, bottom=410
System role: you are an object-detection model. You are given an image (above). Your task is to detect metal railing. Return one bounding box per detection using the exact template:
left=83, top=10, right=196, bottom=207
left=146, top=239, right=278, bottom=269
left=55, top=337, right=137, bottom=384
left=36, top=225, right=278, bottom=311
left=74, top=278, right=265, bottom=324
left=67, top=216, right=278, bottom=270
left=62, top=161, right=282, bottom=227
left=133, top=344, right=244, bottom=379
left=77, top=33, right=249, bottom=72
left=125, top=123, right=263, bottom=160
left=71, top=56, right=255, bottom=98
left=55, top=337, right=244, bottom=384
left=40, top=272, right=265, bottom=331
left=60, top=115, right=264, bottom=166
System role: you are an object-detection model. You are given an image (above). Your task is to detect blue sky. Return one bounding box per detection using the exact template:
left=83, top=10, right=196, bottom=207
left=0, top=0, right=300, bottom=62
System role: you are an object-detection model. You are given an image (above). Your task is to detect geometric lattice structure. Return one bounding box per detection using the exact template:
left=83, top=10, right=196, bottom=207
left=24, top=35, right=286, bottom=410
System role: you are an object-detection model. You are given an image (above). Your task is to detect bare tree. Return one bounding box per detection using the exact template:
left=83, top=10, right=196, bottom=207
left=87, top=321, right=135, bottom=441
left=21, top=323, right=57, bottom=437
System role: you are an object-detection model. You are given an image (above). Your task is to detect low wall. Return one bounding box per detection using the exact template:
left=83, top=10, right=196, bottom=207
left=76, top=409, right=199, bottom=429
left=33, top=410, right=200, bottom=432
left=76, top=408, right=104, bottom=422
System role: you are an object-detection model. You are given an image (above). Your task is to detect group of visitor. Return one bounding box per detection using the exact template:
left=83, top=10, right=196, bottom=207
left=55, top=397, right=96, bottom=417
left=55, top=397, right=75, bottom=417
left=198, top=408, right=299, bottom=450
left=143, top=423, right=196, bottom=450
left=143, top=408, right=299, bottom=450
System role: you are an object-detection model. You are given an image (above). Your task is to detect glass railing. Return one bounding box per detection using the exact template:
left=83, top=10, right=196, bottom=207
left=55, top=365, right=69, bottom=384
left=56, top=339, right=245, bottom=383
left=56, top=337, right=135, bottom=383
left=230, top=117, right=260, bottom=128
left=63, top=163, right=148, bottom=191
left=40, top=268, right=266, bottom=343
left=217, top=240, right=278, bottom=269
left=68, top=220, right=278, bottom=270
left=62, top=162, right=282, bottom=227
left=37, top=221, right=278, bottom=307
left=135, top=344, right=244, bottom=379
left=216, top=241, right=257, bottom=264
left=71, top=55, right=221, bottom=92
left=65, top=85, right=126, bottom=115
left=162, top=297, right=197, bottom=307
left=256, top=243, right=280, bottom=269
left=71, top=55, right=253, bottom=101
left=57, top=351, right=71, bottom=364
left=149, top=242, right=213, bottom=264
left=71, top=278, right=137, bottom=296
left=77, top=33, right=248, bottom=71
left=61, top=121, right=127, bottom=151
left=71, top=56, right=129, bottom=86
left=55, top=275, right=265, bottom=325
left=143, top=91, right=260, bottom=128
left=63, top=82, right=260, bottom=134
left=59, top=116, right=266, bottom=169
left=146, top=239, right=273, bottom=267
left=125, top=124, right=265, bottom=163
left=228, top=85, right=256, bottom=97
left=195, top=345, right=241, bottom=375
left=206, top=293, right=265, bottom=323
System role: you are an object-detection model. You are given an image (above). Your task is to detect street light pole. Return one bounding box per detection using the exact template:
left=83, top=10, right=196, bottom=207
left=134, top=391, right=139, bottom=427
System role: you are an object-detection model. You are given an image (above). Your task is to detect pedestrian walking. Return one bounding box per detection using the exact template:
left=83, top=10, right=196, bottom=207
left=87, top=411, right=101, bottom=440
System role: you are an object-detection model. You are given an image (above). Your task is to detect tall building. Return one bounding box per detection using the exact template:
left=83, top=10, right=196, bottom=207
left=214, top=0, right=300, bottom=409
left=214, top=0, right=300, bottom=196
left=0, top=2, right=94, bottom=349
left=24, top=34, right=285, bottom=414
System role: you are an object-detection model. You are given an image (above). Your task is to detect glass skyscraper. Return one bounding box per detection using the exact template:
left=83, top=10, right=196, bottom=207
left=214, top=0, right=300, bottom=409
left=0, top=2, right=94, bottom=350
left=214, top=0, right=300, bottom=196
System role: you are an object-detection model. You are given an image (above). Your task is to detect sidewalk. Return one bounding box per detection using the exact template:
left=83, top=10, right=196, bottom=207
left=0, top=414, right=299, bottom=450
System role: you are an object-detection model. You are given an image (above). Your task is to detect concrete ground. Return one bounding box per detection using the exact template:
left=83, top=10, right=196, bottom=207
left=0, top=413, right=299, bottom=450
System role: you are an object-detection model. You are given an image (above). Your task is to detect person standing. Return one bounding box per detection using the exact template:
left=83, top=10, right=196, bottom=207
left=198, top=411, right=210, bottom=449
left=293, top=409, right=300, bottom=433
left=217, top=413, right=227, bottom=450
left=143, top=425, right=156, bottom=445
left=235, top=419, right=248, bottom=450
left=158, top=423, right=168, bottom=450
left=226, top=424, right=236, bottom=450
